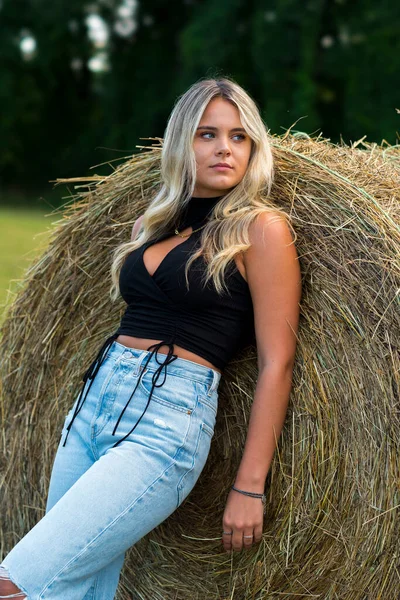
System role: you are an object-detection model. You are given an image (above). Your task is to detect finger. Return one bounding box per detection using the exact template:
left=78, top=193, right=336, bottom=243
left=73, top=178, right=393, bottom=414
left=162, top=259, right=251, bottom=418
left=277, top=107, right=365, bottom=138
left=253, top=524, right=263, bottom=543
left=242, top=529, right=254, bottom=549
left=222, top=530, right=233, bottom=552
left=231, top=529, right=243, bottom=553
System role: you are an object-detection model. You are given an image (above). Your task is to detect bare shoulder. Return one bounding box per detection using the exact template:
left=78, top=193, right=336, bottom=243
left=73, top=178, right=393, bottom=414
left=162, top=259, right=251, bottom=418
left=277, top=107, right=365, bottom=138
left=131, top=214, right=145, bottom=241
left=242, top=211, right=301, bottom=369
left=247, top=211, right=295, bottom=246
left=242, top=212, right=297, bottom=274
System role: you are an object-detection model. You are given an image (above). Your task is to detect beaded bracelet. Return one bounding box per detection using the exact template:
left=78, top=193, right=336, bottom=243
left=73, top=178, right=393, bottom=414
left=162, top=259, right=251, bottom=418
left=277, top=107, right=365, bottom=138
left=231, top=485, right=267, bottom=514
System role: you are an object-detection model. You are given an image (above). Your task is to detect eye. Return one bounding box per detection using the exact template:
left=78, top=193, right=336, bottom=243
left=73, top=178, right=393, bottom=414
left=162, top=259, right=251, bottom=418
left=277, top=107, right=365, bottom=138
left=200, top=132, right=247, bottom=141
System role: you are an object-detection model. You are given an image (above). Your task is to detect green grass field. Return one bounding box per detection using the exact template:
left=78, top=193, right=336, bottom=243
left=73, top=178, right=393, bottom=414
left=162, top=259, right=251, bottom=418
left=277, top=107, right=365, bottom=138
left=0, top=207, right=58, bottom=326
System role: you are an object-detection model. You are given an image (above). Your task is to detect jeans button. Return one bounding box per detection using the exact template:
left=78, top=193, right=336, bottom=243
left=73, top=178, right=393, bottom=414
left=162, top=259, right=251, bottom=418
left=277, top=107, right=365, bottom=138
left=124, top=351, right=133, bottom=358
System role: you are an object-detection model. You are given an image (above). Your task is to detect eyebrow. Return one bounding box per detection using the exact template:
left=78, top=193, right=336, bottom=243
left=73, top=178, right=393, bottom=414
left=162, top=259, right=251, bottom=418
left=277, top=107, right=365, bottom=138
left=196, top=126, right=247, bottom=133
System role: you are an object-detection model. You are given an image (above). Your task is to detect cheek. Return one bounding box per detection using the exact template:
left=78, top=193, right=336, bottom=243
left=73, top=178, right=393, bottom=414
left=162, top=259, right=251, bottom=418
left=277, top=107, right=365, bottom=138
left=193, top=139, right=208, bottom=156
left=236, top=158, right=249, bottom=176
left=238, top=147, right=252, bottom=172
left=193, top=148, right=208, bottom=170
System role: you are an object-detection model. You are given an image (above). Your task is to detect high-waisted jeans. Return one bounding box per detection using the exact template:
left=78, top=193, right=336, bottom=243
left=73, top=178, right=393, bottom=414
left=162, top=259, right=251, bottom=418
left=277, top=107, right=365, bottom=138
left=1, top=340, right=221, bottom=600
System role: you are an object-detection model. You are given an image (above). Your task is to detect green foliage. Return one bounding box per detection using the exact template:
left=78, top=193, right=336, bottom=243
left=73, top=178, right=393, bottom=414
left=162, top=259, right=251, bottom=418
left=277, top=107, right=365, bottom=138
left=0, top=0, right=399, bottom=205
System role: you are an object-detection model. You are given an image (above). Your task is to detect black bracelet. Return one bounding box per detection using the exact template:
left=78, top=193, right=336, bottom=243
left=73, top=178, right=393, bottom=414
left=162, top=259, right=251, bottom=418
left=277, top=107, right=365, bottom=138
left=231, top=485, right=267, bottom=514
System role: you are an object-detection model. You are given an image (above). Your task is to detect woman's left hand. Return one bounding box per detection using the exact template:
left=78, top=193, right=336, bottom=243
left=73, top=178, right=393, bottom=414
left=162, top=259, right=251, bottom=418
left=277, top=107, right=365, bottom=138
left=221, top=488, right=264, bottom=552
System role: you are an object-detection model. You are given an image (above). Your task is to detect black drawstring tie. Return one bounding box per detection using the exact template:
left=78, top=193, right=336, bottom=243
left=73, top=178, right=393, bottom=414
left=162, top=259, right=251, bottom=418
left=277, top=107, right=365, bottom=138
left=62, top=332, right=119, bottom=447
left=62, top=336, right=178, bottom=448
left=111, top=340, right=178, bottom=447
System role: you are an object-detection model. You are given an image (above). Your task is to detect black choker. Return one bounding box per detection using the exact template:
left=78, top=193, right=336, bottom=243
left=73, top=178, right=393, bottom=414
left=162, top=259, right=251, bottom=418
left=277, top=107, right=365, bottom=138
left=178, top=195, right=224, bottom=230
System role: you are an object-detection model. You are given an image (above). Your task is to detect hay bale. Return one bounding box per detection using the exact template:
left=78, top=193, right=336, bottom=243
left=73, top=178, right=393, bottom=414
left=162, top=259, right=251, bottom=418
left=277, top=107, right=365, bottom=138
left=1, top=133, right=399, bottom=599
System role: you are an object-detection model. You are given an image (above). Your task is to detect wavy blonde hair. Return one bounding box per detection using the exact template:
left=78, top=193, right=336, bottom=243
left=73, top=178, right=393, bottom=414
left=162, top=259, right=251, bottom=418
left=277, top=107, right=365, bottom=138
left=110, top=76, right=293, bottom=301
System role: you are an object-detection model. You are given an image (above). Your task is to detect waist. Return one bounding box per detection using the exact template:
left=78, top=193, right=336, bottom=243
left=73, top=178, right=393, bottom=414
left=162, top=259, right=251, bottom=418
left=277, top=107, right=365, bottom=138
left=116, top=335, right=223, bottom=374
left=108, top=340, right=222, bottom=389
left=115, top=310, right=249, bottom=371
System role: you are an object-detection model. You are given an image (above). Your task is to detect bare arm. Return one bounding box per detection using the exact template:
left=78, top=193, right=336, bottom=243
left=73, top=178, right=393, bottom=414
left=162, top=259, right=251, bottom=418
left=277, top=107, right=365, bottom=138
left=222, top=213, right=302, bottom=552
left=235, top=214, right=301, bottom=488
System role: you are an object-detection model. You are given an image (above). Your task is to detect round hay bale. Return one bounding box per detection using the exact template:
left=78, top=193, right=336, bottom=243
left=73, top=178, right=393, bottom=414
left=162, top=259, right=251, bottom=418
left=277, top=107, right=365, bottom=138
left=1, top=133, right=399, bottom=599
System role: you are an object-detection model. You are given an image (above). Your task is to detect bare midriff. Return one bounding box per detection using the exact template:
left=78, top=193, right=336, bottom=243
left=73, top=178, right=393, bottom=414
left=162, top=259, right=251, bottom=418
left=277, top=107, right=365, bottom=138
left=115, top=335, right=223, bottom=374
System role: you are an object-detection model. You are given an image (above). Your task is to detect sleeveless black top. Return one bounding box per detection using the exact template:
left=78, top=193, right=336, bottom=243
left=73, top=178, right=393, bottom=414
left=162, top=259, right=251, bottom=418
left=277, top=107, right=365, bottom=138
left=115, top=197, right=254, bottom=370
left=62, top=195, right=255, bottom=448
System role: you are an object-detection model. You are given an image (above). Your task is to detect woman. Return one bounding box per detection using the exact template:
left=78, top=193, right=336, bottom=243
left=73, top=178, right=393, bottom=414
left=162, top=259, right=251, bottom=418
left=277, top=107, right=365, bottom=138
left=0, top=76, right=301, bottom=599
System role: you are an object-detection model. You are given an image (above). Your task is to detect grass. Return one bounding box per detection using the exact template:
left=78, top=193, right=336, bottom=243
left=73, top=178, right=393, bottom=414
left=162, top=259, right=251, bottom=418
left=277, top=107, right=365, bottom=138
left=0, top=207, right=58, bottom=326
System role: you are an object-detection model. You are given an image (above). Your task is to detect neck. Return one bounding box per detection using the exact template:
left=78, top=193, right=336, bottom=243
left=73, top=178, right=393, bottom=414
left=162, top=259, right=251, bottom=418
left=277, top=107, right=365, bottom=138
left=178, top=194, right=223, bottom=229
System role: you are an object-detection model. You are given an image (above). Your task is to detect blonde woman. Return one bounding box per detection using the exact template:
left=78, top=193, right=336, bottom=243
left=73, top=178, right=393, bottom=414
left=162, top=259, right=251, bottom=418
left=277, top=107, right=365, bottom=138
left=0, top=77, right=301, bottom=599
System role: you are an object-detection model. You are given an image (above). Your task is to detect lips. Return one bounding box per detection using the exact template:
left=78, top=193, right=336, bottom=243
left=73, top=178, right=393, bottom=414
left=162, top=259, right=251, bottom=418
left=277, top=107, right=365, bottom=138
left=211, top=163, right=233, bottom=169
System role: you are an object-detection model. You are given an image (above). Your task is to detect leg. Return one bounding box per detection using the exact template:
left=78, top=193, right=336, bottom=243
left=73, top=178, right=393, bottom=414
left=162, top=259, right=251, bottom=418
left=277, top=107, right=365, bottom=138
left=0, top=398, right=96, bottom=600
left=45, top=366, right=128, bottom=599
left=80, top=555, right=125, bottom=600
left=47, top=409, right=123, bottom=600
left=46, top=406, right=96, bottom=513
left=0, top=382, right=102, bottom=599
left=1, top=439, right=185, bottom=600
left=0, top=565, right=26, bottom=599
left=1, top=344, right=218, bottom=599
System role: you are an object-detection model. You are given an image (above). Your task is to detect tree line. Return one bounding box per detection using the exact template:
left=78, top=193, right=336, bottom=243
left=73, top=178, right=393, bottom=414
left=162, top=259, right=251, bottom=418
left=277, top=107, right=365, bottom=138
left=0, top=0, right=398, bottom=204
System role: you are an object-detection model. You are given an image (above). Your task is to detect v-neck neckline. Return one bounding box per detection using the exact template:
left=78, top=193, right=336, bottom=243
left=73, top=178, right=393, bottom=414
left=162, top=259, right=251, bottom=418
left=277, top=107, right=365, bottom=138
left=141, top=230, right=197, bottom=281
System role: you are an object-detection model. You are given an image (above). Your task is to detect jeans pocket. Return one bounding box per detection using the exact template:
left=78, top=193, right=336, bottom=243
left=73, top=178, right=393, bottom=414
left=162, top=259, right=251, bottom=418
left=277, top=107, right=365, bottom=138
left=139, top=369, right=197, bottom=414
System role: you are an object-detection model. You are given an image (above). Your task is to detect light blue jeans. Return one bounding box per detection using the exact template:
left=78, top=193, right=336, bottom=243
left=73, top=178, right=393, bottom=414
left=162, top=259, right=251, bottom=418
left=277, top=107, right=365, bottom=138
left=1, top=340, right=221, bottom=600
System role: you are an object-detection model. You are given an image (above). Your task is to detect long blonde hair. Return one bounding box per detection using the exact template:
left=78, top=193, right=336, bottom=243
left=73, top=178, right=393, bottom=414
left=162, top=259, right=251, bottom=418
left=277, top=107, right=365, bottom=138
left=110, top=76, right=292, bottom=300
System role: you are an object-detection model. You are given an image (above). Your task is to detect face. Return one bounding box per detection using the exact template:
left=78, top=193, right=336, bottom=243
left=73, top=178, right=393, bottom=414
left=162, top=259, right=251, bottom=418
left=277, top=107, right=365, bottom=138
left=192, top=97, right=252, bottom=197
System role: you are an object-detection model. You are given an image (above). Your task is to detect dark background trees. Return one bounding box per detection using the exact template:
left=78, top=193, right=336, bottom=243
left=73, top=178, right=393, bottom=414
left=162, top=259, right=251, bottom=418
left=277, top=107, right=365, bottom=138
left=0, top=0, right=398, bottom=207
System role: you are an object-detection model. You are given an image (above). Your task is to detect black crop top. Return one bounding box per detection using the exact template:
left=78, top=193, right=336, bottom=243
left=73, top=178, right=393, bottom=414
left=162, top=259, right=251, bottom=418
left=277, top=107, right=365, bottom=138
left=62, top=195, right=255, bottom=448
left=115, top=203, right=254, bottom=370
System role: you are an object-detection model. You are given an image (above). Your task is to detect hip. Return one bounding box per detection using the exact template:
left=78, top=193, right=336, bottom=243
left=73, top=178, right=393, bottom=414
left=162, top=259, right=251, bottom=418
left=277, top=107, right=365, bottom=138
left=61, top=340, right=221, bottom=502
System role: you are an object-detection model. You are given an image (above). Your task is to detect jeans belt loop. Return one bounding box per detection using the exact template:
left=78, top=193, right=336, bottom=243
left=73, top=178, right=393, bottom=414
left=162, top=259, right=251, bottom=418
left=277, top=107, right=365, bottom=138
left=133, top=350, right=148, bottom=377
left=207, top=370, right=218, bottom=396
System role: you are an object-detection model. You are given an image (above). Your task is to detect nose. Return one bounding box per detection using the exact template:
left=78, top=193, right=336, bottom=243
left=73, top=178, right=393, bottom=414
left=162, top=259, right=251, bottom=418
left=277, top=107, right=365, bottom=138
left=216, top=142, right=231, bottom=156
left=213, top=132, right=232, bottom=156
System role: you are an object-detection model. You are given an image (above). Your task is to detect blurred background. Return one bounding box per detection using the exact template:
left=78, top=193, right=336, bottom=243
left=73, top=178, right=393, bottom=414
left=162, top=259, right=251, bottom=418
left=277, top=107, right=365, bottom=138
left=1, top=0, right=399, bottom=323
